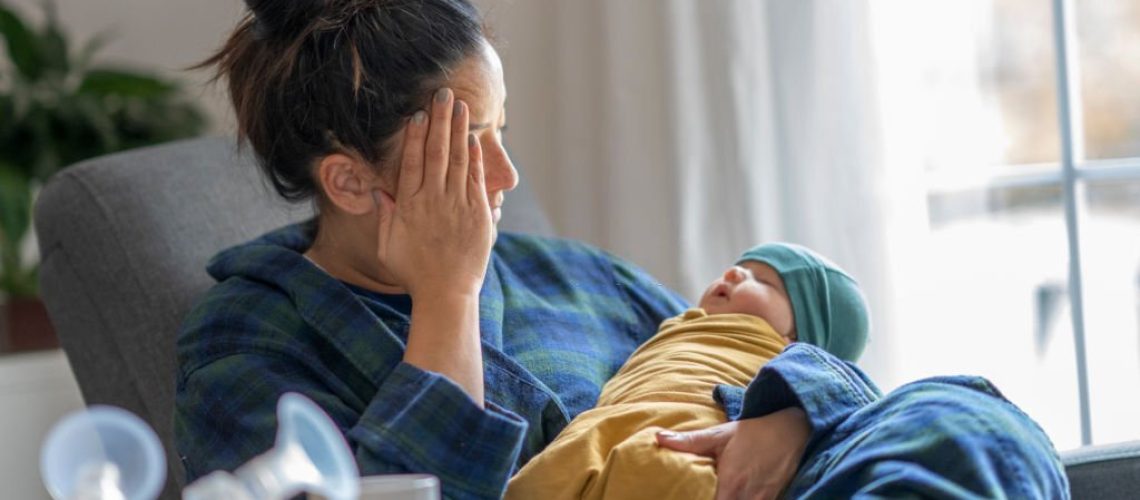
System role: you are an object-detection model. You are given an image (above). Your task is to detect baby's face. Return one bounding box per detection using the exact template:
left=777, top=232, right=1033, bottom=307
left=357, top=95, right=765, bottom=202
left=698, top=261, right=796, bottom=342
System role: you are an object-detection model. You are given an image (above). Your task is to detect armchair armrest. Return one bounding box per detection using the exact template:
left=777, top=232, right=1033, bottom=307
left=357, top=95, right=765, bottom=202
left=1062, top=440, right=1140, bottom=499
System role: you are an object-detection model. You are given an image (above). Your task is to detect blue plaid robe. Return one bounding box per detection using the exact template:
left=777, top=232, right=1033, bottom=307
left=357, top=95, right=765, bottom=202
left=716, top=344, right=1070, bottom=498
left=177, top=222, right=1068, bottom=499
left=175, top=222, right=688, bottom=499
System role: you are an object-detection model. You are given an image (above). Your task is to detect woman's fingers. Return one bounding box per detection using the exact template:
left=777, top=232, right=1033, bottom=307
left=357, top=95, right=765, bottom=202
left=447, top=100, right=470, bottom=195
left=423, top=87, right=454, bottom=192
left=658, top=412, right=808, bottom=500
left=467, top=132, right=486, bottom=206
left=376, top=88, right=493, bottom=297
left=655, top=423, right=733, bottom=458
left=398, top=110, right=428, bottom=196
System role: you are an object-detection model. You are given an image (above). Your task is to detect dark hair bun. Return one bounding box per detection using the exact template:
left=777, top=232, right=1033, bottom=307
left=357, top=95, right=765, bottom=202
left=203, top=0, right=486, bottom=203
left=243, top=0, right=324, bottom=38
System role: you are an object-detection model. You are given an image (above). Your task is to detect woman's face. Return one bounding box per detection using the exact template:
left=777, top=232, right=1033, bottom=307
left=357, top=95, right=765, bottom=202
left=385, top=40, right=518, bottom=231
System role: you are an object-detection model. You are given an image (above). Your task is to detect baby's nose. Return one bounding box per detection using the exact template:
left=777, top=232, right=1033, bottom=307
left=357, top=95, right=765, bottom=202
left=723, top=266, right=746, bottom=283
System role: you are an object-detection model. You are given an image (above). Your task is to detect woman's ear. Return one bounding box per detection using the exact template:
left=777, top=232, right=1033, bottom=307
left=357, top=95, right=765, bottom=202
left=315, top=153, right=382, bottom=215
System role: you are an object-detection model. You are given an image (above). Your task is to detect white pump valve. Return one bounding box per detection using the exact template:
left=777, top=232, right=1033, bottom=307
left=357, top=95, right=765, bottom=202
left=182, top=392, right=360, bottom=500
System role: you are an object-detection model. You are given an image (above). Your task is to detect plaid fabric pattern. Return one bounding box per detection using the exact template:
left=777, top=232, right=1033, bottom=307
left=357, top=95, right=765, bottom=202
left=724, top=343, right=1070, bottom=498
left=174, top=222, right=688, bottom=499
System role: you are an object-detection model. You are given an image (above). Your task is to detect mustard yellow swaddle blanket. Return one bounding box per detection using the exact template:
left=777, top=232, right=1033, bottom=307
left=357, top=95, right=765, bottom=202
left=506, top=308, right=788, bottom=500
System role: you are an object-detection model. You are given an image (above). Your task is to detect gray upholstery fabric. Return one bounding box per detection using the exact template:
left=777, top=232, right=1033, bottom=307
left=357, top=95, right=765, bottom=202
left=34, top=136, right=553, bottom=499
left=1062, top=441, right=1140, bottom=499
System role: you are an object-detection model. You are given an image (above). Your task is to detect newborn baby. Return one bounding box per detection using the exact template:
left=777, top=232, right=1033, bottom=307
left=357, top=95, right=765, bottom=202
left=505, top=242, right=870, bottom=500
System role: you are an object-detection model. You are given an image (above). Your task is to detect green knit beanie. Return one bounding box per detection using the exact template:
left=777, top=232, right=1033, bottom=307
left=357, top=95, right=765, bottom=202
left=737, top=243, right=870, bottom=362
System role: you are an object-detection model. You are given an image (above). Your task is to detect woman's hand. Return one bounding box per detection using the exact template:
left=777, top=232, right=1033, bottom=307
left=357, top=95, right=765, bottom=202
left=375, top=87, right=492, bottom=298
left=379, top=88, right=491, bottom=405
left=656, top=407, right=811, bottom=500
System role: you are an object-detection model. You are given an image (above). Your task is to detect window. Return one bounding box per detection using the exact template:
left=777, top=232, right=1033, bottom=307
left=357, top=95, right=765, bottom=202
left=871, top=0, right=1140, bottom=450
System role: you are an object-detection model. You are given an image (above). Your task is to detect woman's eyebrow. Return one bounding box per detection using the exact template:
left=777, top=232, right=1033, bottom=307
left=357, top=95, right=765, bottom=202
left=469, top=120, right=507, bottom=131
left=470, top=97, right=506, bottom=131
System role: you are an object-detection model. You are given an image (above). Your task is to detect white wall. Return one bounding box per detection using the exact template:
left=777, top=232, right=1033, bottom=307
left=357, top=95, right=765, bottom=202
left=0, top=351, right=85, bottom=499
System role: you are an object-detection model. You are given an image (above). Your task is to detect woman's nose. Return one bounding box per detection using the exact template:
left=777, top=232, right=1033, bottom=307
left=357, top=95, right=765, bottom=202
left=484, top=143, right=519, bottom=194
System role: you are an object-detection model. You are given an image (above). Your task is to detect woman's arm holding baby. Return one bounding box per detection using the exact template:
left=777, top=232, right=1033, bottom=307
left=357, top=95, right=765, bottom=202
left=657, top=343, right=883, bottom=499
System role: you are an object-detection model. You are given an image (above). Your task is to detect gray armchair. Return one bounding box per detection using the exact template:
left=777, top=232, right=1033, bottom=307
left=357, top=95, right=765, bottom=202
left=33, top=136, right=552, bottom=499
left=32, top=136, right=1140, bottom=499
left=1063, top=440, right=1140, bottom=498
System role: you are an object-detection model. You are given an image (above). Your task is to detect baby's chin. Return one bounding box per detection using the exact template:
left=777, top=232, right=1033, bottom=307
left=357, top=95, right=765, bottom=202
left=696, top=297, right=718, bottom=313
left=700, top=301, right=769, bottom=320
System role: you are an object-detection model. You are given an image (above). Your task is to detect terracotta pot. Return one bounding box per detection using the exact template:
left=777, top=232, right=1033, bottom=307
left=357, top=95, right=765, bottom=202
left=1, top=297, right=59, bottom=352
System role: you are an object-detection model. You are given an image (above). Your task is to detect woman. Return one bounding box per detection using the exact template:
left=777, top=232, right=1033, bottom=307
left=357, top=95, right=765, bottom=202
left=176, top=0, right=1069, bottom=498
left=176, top=1, right=688, bottom=497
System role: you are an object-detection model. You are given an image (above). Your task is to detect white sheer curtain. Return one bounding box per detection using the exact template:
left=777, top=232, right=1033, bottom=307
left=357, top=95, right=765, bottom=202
left=483, top=0, right=897, bottom=380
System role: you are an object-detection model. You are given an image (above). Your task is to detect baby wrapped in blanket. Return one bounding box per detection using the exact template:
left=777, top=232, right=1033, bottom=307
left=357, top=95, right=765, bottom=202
left=505, top=243, right=870, bottom=500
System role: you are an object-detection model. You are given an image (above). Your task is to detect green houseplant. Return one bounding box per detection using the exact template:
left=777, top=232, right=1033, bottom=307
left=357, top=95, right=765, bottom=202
left=0, top=1, right=206, bottom=348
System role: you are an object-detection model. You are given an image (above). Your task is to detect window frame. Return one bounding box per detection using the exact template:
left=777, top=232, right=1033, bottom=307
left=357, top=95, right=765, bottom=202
left=932, top=0, right=1140, bottom=446
left=1048, top=0, right=1140, bottom=446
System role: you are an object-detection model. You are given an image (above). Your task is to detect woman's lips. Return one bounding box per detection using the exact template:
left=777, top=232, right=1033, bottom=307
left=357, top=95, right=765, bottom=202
left=491, top=195, right=504, bottom=223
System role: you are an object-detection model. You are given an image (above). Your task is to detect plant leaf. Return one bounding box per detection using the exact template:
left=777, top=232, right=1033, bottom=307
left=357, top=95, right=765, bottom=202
left=0, top=165, right=32, bottom=296
left=73, top=94, right=119, bottom=155
left=25, top=104, right=61, bottom=181
left=0, top=94, right=14, bottom=140
left=79, top=68, right=174, bottom=98
left=39, top=20, right=69, bottom=76
left=74, top=29, right=113, bottom=74
left=0, top=165, right=31, bottom=241
left=0, top=3, right=44, bottom=80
